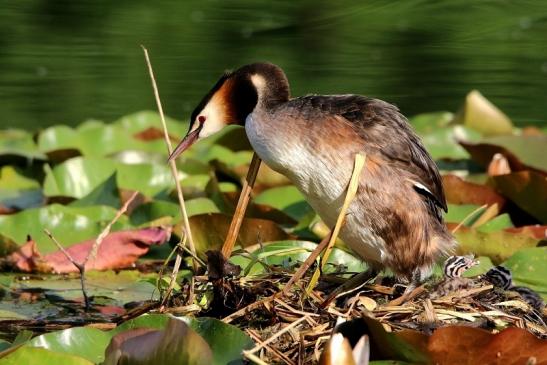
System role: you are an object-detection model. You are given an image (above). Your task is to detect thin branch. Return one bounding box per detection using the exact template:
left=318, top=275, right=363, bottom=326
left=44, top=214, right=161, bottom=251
left=141, top=45, right=198, bottom=306
left=43, top=191, right=138, bottom=310
left=83, top=191, right=139, bottom=266
left=44, top=229, right=89, bottom=308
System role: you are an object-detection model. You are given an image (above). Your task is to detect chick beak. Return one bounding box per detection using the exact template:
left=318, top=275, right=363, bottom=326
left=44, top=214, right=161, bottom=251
left=167, top=122, right=203, bottom=162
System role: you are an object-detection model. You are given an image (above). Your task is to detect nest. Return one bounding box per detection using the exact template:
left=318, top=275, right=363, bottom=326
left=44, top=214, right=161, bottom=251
left=167, top=266, right=546, bottom=365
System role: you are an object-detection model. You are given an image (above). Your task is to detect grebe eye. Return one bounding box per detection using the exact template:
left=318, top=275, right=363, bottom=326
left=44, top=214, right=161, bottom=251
left=198, top=115, right=206, bottom=123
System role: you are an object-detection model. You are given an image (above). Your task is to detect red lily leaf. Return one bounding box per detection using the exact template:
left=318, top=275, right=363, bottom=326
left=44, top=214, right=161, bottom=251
left=7, top=227, right=170, bottom=273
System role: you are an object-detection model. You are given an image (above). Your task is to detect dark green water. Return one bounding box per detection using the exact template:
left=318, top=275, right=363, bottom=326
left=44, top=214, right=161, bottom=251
left=1, top=0, right=546, bottom=130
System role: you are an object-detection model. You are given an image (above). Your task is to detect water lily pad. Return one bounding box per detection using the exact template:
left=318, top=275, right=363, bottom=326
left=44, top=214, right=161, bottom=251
left=104, top=317, right=213, bottom=365
left=453, top=90, right=513, bottom=136
left=476, top=214, right=513, bottom=233
left=502, top=247, right=547, bottom=299
left=230, top=240, right=366, bottom=276
left=254, top=185, right=313, bottom=221
left=410, top=111, right=453, bottom=134
left=175, top=213, right=292, bottom=257
left=28, top=327, right=111, bottom=364
left=444, top=204, right=485, bottom=225
left=0, top=166, right=43, bottom=211
left=0, top=129, right=45, bottom=162
left=454, top=226, right=541, bottom=264
left=0, top=346, right=93, bottom=365
left=419, top=125, right=480, bottom=160
left=130, top=198, right=219, bottom=226
left=43, top=157, right=177, bottom=199
left=491, top=171, right=547, bottom=223
left=0, top=204, right=130, bottom=252
left=113, top=111, right=187, bottom=137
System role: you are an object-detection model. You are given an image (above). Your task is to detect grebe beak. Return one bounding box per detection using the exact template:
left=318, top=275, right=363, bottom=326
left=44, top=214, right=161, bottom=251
left=167, top=122, right=204, bottom=162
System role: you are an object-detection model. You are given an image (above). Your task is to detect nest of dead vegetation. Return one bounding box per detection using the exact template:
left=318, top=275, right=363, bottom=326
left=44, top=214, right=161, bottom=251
left=161, top=263, right=546, bottom=365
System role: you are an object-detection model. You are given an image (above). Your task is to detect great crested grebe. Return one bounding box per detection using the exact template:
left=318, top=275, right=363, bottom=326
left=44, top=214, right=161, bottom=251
left=169, top=62, right=456, bottom=288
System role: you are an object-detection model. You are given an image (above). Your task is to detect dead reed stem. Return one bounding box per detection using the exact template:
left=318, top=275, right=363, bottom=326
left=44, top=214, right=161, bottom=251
left=141, top=46, right=198, bottom=306
left=221, top=152, right=262, bottom=259
left=306, top=153, right=366, bottom=293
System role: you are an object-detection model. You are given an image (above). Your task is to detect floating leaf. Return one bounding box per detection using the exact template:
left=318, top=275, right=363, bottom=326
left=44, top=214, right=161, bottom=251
left=0, top=346, right=93, bottom=365
left=6, top=227, right=170, bottom=273
left=175, top=213, right=292, bottom=257
left=419, top=125, right=480, bottom=160
left=111, top=314, right=253, bottom=365
left=0, top=204, right=131, bottom=252
left=426, top=326, right=547, bottom=364
left=453, top=90, right=513, bottom=136
left=502, top=247, right=547, bottom=299
left=130, top=198, right=219, bottom=226
left=454, top=226, right=541, bottom=263
left=442, top=174, right=505, bottom=207
left=43, top=157, right=175, bottom=199
left=230, top=240, right=366, bottom=277
left=460, top=135, right=547, bottom=173
left=113, top=111, right=187, bottom=137
left=476, top=214, right=513, bottom=233
left=254, top=185, right=313, bottom=221
left=43, top=157, right=116, bottom=198
left=28, top=327, right=111, bottom=364
left=444, top=204, right=485, bottom=225
left=410, top=111, right=453, bottom=134
left=0, top=166, right=43, bottom=211
left=0, top=129, right=45, bottom=162
left=492, top=171, right=547, bottom=223
left=103, top=317, right=212, bottom=365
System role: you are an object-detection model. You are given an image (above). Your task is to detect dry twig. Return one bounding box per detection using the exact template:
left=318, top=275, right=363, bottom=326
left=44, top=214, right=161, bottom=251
left=43, top=191, right=138, bottom=309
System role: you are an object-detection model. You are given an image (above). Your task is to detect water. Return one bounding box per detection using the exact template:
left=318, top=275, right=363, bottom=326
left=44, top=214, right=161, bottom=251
left=1, top=0, right=546, bottom=130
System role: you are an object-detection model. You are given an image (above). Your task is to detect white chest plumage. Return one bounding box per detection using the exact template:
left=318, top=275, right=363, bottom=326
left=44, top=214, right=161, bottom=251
left=245, top=111, right=387, bottom=264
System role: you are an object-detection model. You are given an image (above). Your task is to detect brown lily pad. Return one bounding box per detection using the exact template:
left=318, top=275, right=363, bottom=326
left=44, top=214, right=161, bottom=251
left=175, top=213, right=293, bottom=258
left=6, top=227, right=171, bottom=273
left=492, top=171, right=547, bottom=223
left=443, top=174, right=505, bottom=207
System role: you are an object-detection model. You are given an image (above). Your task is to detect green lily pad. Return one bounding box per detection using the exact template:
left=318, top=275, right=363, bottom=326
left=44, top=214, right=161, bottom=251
left=104, top=317, right=213, bottom=365
left=455, top=227, right=541, bottom=264
left=28, top=327, right=111, bottom=364
left=444, top=204, right=486, bottom=225
left=69, top=173, right=121, bottom=208
left=0, top=166, right=43, bottom=211
left=43, top=157, right=176, bottom=199
left=0, top=204, right=130, bottom=252
left=476, top=214, right=513, bottom=233
left=230, top=240, right=366, bottom=276
left=0, top=346, right=93, bottom=365
left=420, top=125, right=480, bottom=160
left=13, top=270, right=158, bottom=306
left=0, top=129, right=45, bottom=162
left=254, top=185, right=312, bottom=221
left=43, top=157, right=116, bottom=198
left=502, top=247, right=547, bottom=299
left=0, top=340, right=10, bottom=352
left=130, top=198, right=219, bottom=226
left=410, top=111, right=453, bottom=134
left=113, top=111, right=187, bottom=137
left=453, top=90, right=514, bottom=136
